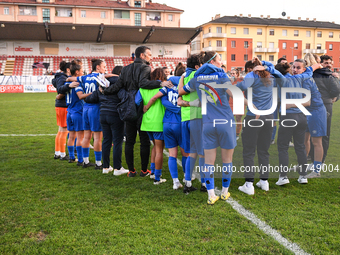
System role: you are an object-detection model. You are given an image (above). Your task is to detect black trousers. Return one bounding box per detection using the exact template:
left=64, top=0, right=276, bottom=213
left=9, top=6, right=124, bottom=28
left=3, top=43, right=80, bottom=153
left=100, top=112, right=124, bottom=169
left=125, top=119, right=150, bottom=172
left=242, top=114, right=273, bottom=182
left=277, top=113, right=307, bottom=177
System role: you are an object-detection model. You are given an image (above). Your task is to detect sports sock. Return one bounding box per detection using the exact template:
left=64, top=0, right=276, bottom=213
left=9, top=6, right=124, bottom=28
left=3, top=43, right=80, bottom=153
left=314, top=161, right=322, bottom=173
left=222, top=163, right=233, bottom=188
left=83, top=147, right=90, bottom=164
left=94, top=151, right=102, bottom=166
left=60, top=152, right=66, bottom=157
left=207, top=189, right=216, bottom=199
left=185, top=156, right=196, bottom=182
left=173, top=178, right=179, bottom=184
left=150, top=163, right=155, bottom=174
left=76, top=146, right=83, bottom=163
left=59, top=131, right=68, bottom=154
left=181, top=156, right=187, bottom=174
left=155, top=169, right=162, bottom=181
left=67, top=146, right=75, bottom=160
left=168, top=157, right=178, bottom=179
left=204, top=164, right=214, bottom=191
left=199, top=157, right=205, bottom=184
left=55, top=131, right=61, bottom=154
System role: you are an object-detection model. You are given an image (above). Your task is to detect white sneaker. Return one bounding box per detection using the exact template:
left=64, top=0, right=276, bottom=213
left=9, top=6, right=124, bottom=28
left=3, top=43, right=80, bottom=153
left=89, top=144, right=94, bottom=149
left=275, top=176, right=290, bottom=186
left=256, top=180, right=269, bottom=191
left=236, top=136, right=240, bottom=141
left=289, top=142, right=294, bottom=147
left=305, top=171, right=321, bottom=178
left=113, top=167, right=129, bottom=176
left=271, top=140, right=275, bottom=145
left=173, top=181, right=183, bottom=190
left=154, top=178, right=167, bottom=185
left=102, top=166, right=113, bottom=174
left=298, top=175, right=308, bottom=184
left=238, top=182, right=255, bottom=195
left=150, top=173, right=155, bottom=179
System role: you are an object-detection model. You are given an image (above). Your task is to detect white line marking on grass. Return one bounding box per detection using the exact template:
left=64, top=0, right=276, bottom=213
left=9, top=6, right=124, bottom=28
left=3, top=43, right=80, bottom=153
left=0, top=134, right=56, bottom=137
left=163, top=148, right=310, bottom=255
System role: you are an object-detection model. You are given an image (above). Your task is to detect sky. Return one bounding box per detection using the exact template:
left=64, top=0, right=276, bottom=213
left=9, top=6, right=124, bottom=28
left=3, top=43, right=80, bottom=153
left=159, top=0, right=340, bottom=27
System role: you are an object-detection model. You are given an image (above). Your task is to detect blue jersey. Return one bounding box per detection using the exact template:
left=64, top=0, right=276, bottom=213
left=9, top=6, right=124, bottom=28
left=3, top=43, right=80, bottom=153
left=302, top=78, right=324, bottom=111
left=160, top=76, right=181, bottom=123
left=184, top=63, right=233, bottom=124
left=65, top=82, right=83, bottom=114
left=75, top=73, right=102, bottom=107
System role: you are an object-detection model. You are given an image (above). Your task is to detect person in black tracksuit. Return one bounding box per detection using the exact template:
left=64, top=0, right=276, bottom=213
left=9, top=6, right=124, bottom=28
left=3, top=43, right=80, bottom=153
left=103, top=46, right=172, bottom=177
left=311, top=55, right=340, bottom=163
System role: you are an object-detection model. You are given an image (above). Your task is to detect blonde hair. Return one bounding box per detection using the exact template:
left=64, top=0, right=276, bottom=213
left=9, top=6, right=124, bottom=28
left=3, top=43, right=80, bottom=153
left=304, top=53, right=317, bottom=67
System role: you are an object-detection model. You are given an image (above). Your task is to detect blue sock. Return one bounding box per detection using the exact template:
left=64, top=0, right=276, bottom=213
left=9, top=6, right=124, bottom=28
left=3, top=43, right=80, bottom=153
left=150, top=163, right=155, bottom=174
left=155, top=169, right=162, bottom=181
left=168, top=157, right=178, bottom=179
left=185, top=156, right=196, bottom=182
left=67, top=146, right=75, bottom=160
left=204, top=164, right=215, bottom=190
left=271, top=125, right=277, bottom=141
left=94, top=151, right=102, bottom=161
left=83, top=147, right=90, bottom=158
left=182, top=156, right=187, bottom=174
left=76, top=146, right=83, bottom=163
left=199, top=157, right=205, bottom=183
left=314, top=161, right=322, bottom=173
left=222, top=163, right=233, bottom=188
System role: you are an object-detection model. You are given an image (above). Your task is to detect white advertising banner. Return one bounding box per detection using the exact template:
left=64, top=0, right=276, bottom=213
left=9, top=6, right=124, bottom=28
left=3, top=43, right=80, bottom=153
left=59, top=43, right=85, bottom=56
left=0, top=42, right=7, bottom=54
left=13, top=42, right=39, bottom=55
left=90, top=44, right=107, bottom=55
left=0, top=75, right=53, bottom=86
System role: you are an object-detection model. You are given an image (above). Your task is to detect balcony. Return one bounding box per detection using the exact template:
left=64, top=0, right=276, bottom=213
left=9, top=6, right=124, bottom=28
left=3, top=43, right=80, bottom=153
left=303, top=49, right=327, bottom=54
left=203, top=46, right=226, bottom=52
left=267, top=48, right=279, bottom=53
left=203, top=33, right=227, bottom=39
left=254, top=48, right=268, bottom=53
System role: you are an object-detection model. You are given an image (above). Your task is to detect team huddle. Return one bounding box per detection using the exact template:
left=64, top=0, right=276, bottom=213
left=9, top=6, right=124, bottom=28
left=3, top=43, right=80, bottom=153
left=53, top=46, right=340, bottom=205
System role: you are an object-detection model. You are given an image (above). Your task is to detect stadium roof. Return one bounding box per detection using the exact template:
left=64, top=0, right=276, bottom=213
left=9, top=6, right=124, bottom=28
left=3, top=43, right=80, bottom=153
left=0, top=0, right=183, bottom=12
left=207, top=16, right=340, bottom=29
left=0, top=22, right=201, bottom=44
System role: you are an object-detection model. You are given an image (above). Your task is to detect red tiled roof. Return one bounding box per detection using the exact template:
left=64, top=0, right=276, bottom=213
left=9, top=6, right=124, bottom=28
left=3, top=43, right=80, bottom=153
left=0, top=0, right=183, bottom=12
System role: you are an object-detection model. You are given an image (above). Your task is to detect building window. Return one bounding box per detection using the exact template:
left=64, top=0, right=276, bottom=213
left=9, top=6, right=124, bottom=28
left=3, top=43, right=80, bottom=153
left=244, top=54, right=248, bottom=61
left=114, top=10, right=130, bottom=19
left=42, top=0, right=50, bottom=2
left=269, top=29, right=274, bottom=35
left=101, top=12, right=106, bottom=19
left=269, top=42, right=274, bottom=49
left=294, top=30, right=299, bottom=36
left=257, top=42, right=262, bottom=48
left=257, top=28, right=262, bottom=35
left=134, top=1, right=141, bottom=7
left=19, top=6, right=37, bottom=15
left=168, top=14, right=173, bottom=21
left=282, top=42, right=287, bottom=49
left=329, top=44, right=333, bottom=50
left=231, top=54, right=236, bottom=61
left=317, top=31, right=322, bottom=37
left=81, top=10, right=86, bottom=18
left=231, top=41, right=236, bottom=48
left=294, top=55, right=298, bottom=61
left=244, top=28, right=249, bottom=35
left=231, top=27, right=236, bottom=34
left=216, top=40, right=222, bottom=47
left=282, top=55, right=286, bottom=59
left=55, top=8, right=72, bottom=17
left=146, top=12, right=161, bottom=21
left=209, top=41, right=211, bottom=47
left=208, top=27, right=211, bottom=33
left=257, top=55, right=262, bottom=61
left=42, top=9, right=50, bottom=22
left=317, top=44, right=322, bottom=50
left=4, top=7, right=9, bottom=15
left=244, top=41, right=249, bottom=48
left=306, top=31, right=311, bottom=37
left=135, top=13, right=141, bottom=26
left=282, top=30, right=287, bottom=36
left=294, top=43, right=298, bottom=49
left=269, top=55, right=274, bottom=61
left=216, top=27, right=222, bottom=33
left=329, top=32, right=333, bottom=38
left=306, top=43, right=310, bottom=49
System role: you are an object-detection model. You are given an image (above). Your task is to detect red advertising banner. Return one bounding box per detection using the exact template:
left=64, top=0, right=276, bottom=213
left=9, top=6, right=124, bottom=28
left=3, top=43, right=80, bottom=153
left=0, top=85, right=24, bottom=93
left=47, top=85, right=57, bottom=93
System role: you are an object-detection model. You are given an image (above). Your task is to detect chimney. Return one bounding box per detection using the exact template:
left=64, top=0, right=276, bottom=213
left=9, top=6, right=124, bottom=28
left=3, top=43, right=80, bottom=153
left=239, top=14, right=243, bottom=17
left=287, top=16, right=290, bottom=20
left=211, top=17, right=214, bottom=21
left=306, top=18, right=309, bottom=21
left=267, top=15, right=270, bottom=19
left=298, top=17, right=301, bottom=20
left=248, top=14, right=251, bottom=18
left=260, top=15, right=263, bottom=18
left=215, top=14, right=220, bottom=19
left=332, top=21, right=335, bottom=24
left=313, top=18, right=316, bottom=22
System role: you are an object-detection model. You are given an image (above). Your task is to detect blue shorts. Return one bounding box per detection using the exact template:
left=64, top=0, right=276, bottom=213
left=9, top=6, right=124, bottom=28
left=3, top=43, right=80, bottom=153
left=147, top=131, right=164, bottom=141
left=163, top=122, right=182, bottom=149
left=306, top=106, right=327, bottom=137
left=182, top=119, right=204, bottom=155
left=202, top=122, right=236, bottom=150
left=67, top=111, right=83, bottom=132
left=83, top=105, right=102, bottom=132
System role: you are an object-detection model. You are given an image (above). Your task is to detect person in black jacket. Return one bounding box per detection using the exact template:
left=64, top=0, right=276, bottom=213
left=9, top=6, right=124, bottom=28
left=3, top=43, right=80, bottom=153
left=53, top=61, right=71, bottom=160
left=312, top=55, right=340, bottom=164
left=104, top=46, right=172, bottom=177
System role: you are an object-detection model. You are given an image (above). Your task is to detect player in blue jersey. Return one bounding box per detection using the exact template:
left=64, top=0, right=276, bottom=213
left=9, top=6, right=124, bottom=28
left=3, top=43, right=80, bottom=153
left=67, top=59, right=108, bottom=169
left=58, top=60, right=85, bottom=165
left=183, top=51, right=236, bottom=205
left=143, top=66, right=188, bottom=190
